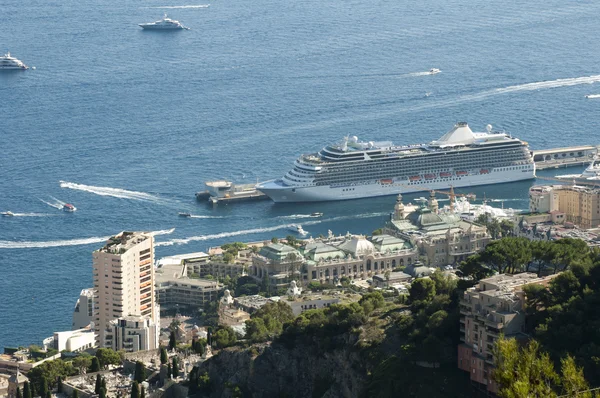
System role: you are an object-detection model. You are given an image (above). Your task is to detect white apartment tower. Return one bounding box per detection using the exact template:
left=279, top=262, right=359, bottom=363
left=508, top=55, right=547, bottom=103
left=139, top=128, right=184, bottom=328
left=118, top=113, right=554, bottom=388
left=93, top=231, right=157, bottom=348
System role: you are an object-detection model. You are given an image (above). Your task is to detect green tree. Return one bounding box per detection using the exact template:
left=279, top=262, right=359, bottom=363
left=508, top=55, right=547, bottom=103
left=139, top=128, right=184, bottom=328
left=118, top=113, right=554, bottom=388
left=27, top=359, right=77, bottom=394
left=430, top=270, right=457, bottom=295
left=23, top=381, right=33, bottom=398
left=140, top=386, right=146, bottom=398
left=71, top=390, right=78, bottom=398
left=409, top=278, right=436, bottom=303
left=213, top=327, right=238, bottom=348
left=160, top=347, right=168, bottom=365
left=168, top=330, right=177, bottom=351
left=94, top=375, right=102, bottom=394
left=57, top=377, right=63, bottom=393
left=172, top=357, right=180, bottom=378
left=30, top=382, right=36, bottom=398
left=222, top=252, right=235, bottom=264
left=16, top=387, right=22, bottom=398
left=493, top=337, right=558, bottom=397
left=45, top=391, right=51, bottom=398
left=90, top=357, right=100, bottom=372
left=167, top=363, right=172, bottom=379
left=72, top=355, right=92, bottom=375
left=99, top=388, right=107, bottom=398
left=561, top=355, right=591, bottom=398
left=271, top=237, right=278, bottom=244
left=130, top=381, right=139, bottom=398
left=40, top=377, right=48, bottom=398
left=101, top=378, right=107, bottom=393
left=95, top=348, right=121, bottom=369
left=134, top=361, right=145, bottom=383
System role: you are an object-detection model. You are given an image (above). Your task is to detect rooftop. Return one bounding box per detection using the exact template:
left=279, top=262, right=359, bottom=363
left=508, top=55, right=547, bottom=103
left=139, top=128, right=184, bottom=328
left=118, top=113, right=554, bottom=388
left=97, top=231, right=151, bottom=254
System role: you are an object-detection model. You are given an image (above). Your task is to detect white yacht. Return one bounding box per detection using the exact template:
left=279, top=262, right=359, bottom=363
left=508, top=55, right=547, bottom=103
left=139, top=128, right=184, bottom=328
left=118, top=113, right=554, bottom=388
left=429, top=68, right=441, bottom=74
left=556, top=156, right=600, bottom=183
left=289, top=224, right=308, bottom=236
left=257, top=122, right=535, bottom=203
left=139, top=14, right=189, bottom=30
left=1, top=211, right=15, bottom=217
left=0, top=52, right=28, bottom=70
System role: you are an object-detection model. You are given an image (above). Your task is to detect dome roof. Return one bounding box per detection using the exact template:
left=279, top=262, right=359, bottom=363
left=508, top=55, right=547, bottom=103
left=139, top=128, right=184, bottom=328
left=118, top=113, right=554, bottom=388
left=338, top=236, right=375, bottom=256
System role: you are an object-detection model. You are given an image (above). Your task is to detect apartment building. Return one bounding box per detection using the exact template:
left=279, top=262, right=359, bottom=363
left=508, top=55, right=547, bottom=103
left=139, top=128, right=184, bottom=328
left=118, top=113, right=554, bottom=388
left=72, top=288, right=95, bottom=330
left=457, top=273, right=556, bottom=394
left=105, top=315, right=159, bottom=352
left=528, top=185, right=600, bottom=229
left=93, top=232, right=157, bottom=348
left=155, top=261, right=223, bottom=310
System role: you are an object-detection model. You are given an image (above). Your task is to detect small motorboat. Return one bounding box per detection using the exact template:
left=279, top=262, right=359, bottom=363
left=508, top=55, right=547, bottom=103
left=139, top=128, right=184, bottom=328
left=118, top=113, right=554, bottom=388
left=1, top=211, right=14, bottom=217
left=63, top=204, right=77, bottom=212
left=178, top=212, right=192, bottom=217
left=428, top=68, right=441, bottom=74
left=310, top=212, right=323, bottom=217
left=289, top=224, right=308, bottom=236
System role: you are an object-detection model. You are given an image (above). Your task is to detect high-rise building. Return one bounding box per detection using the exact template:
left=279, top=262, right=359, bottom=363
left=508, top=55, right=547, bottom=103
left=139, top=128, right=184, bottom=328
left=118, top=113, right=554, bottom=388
left=93, top=231, right=157, bottom=348
left=72, top=288, right=95, bottom=330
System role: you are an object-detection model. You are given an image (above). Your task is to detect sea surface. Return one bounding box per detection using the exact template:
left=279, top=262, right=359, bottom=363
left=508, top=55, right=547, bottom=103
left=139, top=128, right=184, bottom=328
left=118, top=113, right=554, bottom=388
left=1, top=0, right=599, bottom=348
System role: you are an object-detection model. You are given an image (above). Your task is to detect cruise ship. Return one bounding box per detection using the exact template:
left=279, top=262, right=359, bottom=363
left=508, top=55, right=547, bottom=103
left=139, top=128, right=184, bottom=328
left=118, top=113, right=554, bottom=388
left=257, top=122, right=536, bottom=202
left=139, top=14, right=189, bottom=30
left=0, top=52, right=28, bottom=70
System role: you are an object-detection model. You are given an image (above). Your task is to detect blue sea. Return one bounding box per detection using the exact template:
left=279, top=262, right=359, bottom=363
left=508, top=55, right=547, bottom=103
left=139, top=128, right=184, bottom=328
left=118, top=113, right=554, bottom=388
left=1, top=0, right=599, bottom=348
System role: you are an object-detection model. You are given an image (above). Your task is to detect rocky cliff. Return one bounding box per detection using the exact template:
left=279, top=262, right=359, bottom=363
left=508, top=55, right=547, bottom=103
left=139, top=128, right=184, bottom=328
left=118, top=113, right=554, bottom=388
left=197, top=333, right=368, bottom=398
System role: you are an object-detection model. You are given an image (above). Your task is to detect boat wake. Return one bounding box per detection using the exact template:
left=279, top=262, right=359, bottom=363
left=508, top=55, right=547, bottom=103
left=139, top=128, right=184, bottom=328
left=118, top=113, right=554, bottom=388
left=39, top=197, right=66, bottom=210
left=59, top=181, right=163, bottom=202
left=586, top=94, right=600, bottom=99
left=0, top=228, right=176, bottom=250
left=7, top=213, right=53, bottom=217
left=150, top=228, right=176, bottom=236
left=276, top=214, right=322, bottom=219
left=147, top=4, right=210, bottom=9
left=156, top=212, right=389, bottom=247
left=273, top=74, right=600, bottom=138
left=0, top=236, right=110, bottom=249
left=189, top=215, right=224, bottom=219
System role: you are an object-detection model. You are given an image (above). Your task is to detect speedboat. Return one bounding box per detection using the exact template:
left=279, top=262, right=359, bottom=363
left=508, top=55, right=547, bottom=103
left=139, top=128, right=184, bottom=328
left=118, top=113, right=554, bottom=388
left=0, top=52, right=28, bottom=70
left=310, top=212, right=323, bottom=217
left=63, top=204, right=77, bottom=212
left=178, top=212, right=192, bottom=217
left=289, top=224, right=308, bottom=236
left=1, top=211, right=14, bottom=217
left=139, top=14, right=189, bottom=30
left=428, top=68, right=441, bottom=74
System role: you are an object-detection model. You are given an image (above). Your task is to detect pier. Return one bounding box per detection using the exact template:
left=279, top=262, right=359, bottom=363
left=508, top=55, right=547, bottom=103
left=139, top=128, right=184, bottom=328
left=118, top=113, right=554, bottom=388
left=196, top=180, right=268, bottom=205
left=531, top=145, right=598, bottom=170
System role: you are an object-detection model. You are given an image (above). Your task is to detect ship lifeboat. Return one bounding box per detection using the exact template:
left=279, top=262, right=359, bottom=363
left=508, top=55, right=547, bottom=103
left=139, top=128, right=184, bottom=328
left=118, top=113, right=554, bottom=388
left=380, top=179, right=393, bottom=185
left=480, top=169, right=490, bottom=174
left=440, top=172, right=452, bottom=178
left=456, top=171, right=468, bottom=176
left=409, top=176, right=421, bottom=182
left=424, top=174, right=436, bottom=179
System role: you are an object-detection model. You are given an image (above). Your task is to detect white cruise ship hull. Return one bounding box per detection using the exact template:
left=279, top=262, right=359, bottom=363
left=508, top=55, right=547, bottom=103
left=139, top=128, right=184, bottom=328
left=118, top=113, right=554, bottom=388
left=258, top=167, right=535, bottom=203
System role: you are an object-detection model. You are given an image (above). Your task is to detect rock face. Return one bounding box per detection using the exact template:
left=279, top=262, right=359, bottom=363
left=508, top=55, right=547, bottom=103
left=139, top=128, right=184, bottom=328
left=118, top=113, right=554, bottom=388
left=198, top=334, right=367, bottom=398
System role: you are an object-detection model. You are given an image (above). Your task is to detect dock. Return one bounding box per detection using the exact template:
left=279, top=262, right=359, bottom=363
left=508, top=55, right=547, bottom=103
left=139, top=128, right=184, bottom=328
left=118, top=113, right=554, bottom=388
left=196, top=180, right=268, bottom=205
left=531, top=145, right=599, bottom=170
